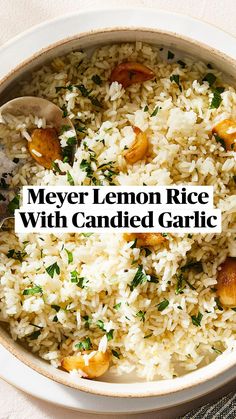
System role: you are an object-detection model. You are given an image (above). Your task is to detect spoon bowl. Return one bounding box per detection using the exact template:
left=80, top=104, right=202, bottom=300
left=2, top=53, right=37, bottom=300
left=0, top=96, right=77, bottom=227
left=0, top=96, right=76, bottom=135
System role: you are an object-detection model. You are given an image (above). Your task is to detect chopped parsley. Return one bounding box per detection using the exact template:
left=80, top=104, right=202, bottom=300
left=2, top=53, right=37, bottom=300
left=141, top=247, right=152, bottom=257
left=111, top=349, right=120, bottom=359
left=0, top=193, right=6, bottom=202
left=167, top=50, right=174, bottom=59
left=77, top=84, right=102, bottom=107
left=77, top=84, right=92, bottom=97
left=151, top=106, right=159, bottom=117
left=130, top=265, right=148, bottom=291
left=144, top=105, right=149, bottom=112
left=157, top=299, right=169, bottom=311
left=66, top=171, right=75, bottom=186
left=46, top=262, right=60, bottom=278
left=23, top=285, right=43, bottom=295
left=70, top=270, right=79, bottom=283
left=148, top=275, right=159, bottom=283
left=106, top=329, right=114, bottom=341
left=210, top=89, right=223, bottom=109
left=75, top=337, right=92, bottom=351
left=92, top=74, right=102, bottom=85
left=177, top=60, right=186, bottom=68
left=28, top=330, right=41, bottom=340
left=170, top=74, right=182, bottom=91
left=80, top=159, right=93, bottom=178
left=77, top=277, right=86, bottom=288
left=65, top=249, right=73, bottom=264
left=7, top=249, right=26, bottom=262
left=181, top=261, right=203, bottom=272
left=136, top=310, right=146, bottom=322
left=175, top=273, right=185, bottom=294
left=212, top=346, right=222, bottom=354
left=70, top=270, right=86, bottom=288
left=96, top=320, right=105, bottom=331
left=130, top=239, right=137, bottom=248
left=51, top=305, right=60, bottom=312
left=215, top=297, right=223, bottom=311
left=202, top=73, right=216, bottom=87
left=81, top=233, right=93, bottom=237
left=144, top=333, right=153, bottom=339
left=66, top=136, right=77, bottom=146
left=52, top=161, right=63, bottom=174
left=8, top=194, right=20, bottom=213
left=82, top=315, right=92, bottom=329
left=113, top=302, right=121, bottom=310
left=191, top=312, right=203, bottom=327
left=61, top=104, right=68, bottom=117
left=214, top=134, right=226, bottom=150
left=60, top=124, right=71, bottom=134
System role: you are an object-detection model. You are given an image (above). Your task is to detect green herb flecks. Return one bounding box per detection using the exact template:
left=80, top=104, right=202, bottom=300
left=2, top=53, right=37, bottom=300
left=111, top=349, right=120, bottom=359
left=210, top=88, right=223, bottom=109
left=52, top=161, right=63, bottom=174
left=181, top=261, right=203, bottom=273
left=23, top=285, right=43, bottom=296
left=215, top=297, right=223, bottom=311
left=170, top=74, right=182, bottom=91
left=7, top=249, right=26, bottom=262
left=80, top=159, right=94, bottom=178
left=144, top=333, right=153, bottom=339
left=130, top=239, right=137, bottom=248
left=177, top=60, right=186, bottom=68
left=28, top=330, right=41, bottom=340
left=191, top=312, right=203, bottom=327
left=151, top=106, right=159, bottom=117
left=167, top=50, right=174, bottom=59
left=46, top=262, right=60, bottom=278
left=202, top=73, right=216, bottom=87
left=65, top=249, right=73, bottom=264
left=67, top=171, right=75, bottom=185
left=212, top=346, right=222, bottom=354
left=51, top=304, right=61, bottom=312
left=82, top=315, right=92, bottom=329
left=8, top=194, right=20, bottom=213
left=70, top=270, right=79, bottom=283
left=157, top=299, right=169, bottom=312
left=96, top=320, right=105, bottom=331
left=113, top=302, right=121, bottom=310
left=75, top=337, right=92, bottom=351
left=92, top=74, right=102, bottom=85
left=141, top=247, right=152, bottom=257
left=136, top=310, right=146, bottom=322
left=214, top=134, right=227, bottom=150
left=130, top=265, right=148, bottom=291
left=106, top=329, right=114, bottom=341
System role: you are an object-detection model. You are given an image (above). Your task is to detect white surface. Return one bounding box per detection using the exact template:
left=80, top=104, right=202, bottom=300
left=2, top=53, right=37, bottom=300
left=0, top=0, right=236, bottom=417
left=1, top=343, right=236, bottom=416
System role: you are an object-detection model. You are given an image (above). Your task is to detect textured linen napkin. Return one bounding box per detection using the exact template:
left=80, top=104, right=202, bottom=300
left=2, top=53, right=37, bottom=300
left=0, top=1, right=235, bottom=418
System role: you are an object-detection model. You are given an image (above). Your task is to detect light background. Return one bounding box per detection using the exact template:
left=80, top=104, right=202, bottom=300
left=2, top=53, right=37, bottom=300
left=0, top=0, right=235, bottom=418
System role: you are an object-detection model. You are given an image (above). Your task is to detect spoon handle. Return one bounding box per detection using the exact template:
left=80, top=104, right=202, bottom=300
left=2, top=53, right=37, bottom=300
left=0, top=189, right=16, bottom=229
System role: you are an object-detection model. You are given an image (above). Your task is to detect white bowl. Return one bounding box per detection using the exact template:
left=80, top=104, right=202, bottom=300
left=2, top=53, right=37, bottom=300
left=0, top=8, right=235, bottom=399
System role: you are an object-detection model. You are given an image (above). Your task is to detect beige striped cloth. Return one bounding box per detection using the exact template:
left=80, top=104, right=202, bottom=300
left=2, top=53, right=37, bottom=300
left=181, top=392, right=236, bottom=418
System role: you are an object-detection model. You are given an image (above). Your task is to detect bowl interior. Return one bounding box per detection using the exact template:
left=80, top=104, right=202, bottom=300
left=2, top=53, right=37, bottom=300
left=0, top=27, right=236, bottom=397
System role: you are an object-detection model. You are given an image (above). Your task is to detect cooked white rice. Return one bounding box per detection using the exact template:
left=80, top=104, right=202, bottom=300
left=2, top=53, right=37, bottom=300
left=0, top=42, right=235, bottom=380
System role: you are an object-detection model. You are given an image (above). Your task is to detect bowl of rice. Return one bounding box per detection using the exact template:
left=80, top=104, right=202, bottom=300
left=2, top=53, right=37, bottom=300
left=0, top=13, right=235, bottom=398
